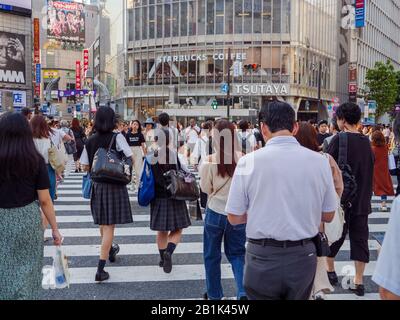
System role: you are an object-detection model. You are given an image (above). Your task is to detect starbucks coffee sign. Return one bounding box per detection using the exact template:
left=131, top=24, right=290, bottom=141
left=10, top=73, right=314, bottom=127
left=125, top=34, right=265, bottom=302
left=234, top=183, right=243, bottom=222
left=157, top=52, right=247, bottom=63
left=234, top=84, right=289, bottom=96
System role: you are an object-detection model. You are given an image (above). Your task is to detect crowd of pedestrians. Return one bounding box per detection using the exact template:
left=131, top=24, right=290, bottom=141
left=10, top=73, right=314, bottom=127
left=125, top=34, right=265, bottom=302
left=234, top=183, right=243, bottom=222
left=1, top=100, right=400, bottom=301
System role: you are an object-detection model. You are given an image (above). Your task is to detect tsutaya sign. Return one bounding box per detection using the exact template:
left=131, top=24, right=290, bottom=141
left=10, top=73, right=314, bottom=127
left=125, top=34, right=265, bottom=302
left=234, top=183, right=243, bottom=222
left=157, top=52, right=247, bottom=63
left=234, top=84, right=290, bottom=96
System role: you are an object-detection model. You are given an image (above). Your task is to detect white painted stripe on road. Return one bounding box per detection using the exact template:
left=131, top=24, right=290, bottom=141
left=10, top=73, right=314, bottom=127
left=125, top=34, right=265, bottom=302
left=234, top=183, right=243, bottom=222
left=325, top=293, right=380, bottom=300
left=369, top=212, right=390, bottom=219
left=56, top=198, right=138, bottom=203
left=368, top=224, right=388, bottom=232
left=372, top=196, right=395, bottom=201
left=60, top=261, right=377, bottom=285
left=45, top=226, right=204, bottom=238
left=56, top=215, right=149, bottom=223
left=60, top=180, right=83, bottom=183
left=57, top=190, right=136, bottom=196
left=43, top=240, right=381, bottom=258
left=58, top=185, right=83, bottom=189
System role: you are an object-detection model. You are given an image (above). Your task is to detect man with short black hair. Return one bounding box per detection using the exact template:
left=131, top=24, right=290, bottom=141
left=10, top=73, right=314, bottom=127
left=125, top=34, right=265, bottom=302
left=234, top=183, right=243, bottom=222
left=226, top=101, right=337, bottom=300
left=317, top=120, right=332, bottom=146
left=326, top=102, right=374, bottom=297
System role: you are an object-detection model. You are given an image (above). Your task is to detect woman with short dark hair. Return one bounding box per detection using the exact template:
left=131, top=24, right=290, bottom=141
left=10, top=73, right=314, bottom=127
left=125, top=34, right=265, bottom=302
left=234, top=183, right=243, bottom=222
left=0, top=112, right=62, bottom=300
left=371, top=130, right=394, bottom=211
left=80, top=107, right=134, bottom=282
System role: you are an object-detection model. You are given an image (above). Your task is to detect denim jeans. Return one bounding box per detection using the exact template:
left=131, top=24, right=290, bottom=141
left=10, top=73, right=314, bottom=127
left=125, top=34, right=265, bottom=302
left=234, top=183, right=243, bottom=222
left=47, top=164, right=56, bottom=202
left=203, top=208, right=246, bottom=300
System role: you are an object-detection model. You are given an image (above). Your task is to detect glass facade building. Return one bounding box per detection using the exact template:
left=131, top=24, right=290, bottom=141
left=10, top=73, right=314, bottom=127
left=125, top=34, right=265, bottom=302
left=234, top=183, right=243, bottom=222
left=124, top=0, right=338, bottom=121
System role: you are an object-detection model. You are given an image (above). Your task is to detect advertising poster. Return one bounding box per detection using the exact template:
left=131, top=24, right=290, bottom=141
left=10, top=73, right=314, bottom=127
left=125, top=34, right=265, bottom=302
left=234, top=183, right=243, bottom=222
left=47, top=1, right=85, bottom=44
left=0, top=31, right=26, bottom=84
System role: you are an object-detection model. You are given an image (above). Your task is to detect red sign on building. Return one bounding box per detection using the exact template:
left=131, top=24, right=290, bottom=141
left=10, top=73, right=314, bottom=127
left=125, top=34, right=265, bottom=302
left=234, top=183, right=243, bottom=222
left=83, top=49, right=89, bottom=76
left=33, top=18, right=40, bottom=64
left=349, top=83, right=358, bottom=93
left=76, top=61, right=82, bottom=90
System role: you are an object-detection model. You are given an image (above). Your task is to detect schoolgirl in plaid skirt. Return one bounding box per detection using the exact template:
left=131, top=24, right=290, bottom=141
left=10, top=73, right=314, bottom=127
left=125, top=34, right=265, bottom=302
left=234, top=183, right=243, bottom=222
left=80, top=107, right=134, bottom=283
left=150, top=125, right=191, bottom=274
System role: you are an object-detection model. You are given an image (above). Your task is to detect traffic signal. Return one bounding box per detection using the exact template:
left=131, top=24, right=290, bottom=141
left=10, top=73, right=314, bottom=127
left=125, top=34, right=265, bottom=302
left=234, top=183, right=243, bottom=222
left=244, top=64, right=260, bottom=72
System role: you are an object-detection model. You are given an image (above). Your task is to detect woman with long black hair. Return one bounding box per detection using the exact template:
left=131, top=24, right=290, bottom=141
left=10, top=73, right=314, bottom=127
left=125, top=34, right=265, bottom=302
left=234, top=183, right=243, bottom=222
left=0, top=112, right=62, bottom=300
left=80, top=107, right=134, bottom=282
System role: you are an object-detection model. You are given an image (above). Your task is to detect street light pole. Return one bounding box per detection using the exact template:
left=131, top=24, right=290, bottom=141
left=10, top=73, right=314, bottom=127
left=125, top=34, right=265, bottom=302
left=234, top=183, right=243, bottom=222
left=227, top=48, right=232, bottom=120
left=317, top=61, right=322, bottom=112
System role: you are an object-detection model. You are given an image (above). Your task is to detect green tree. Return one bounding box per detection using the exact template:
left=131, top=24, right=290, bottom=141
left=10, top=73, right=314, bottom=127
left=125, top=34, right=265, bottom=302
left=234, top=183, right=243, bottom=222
left=396, top=71, right=400, bottom=103
left=365, top=61, right=398, bottom=117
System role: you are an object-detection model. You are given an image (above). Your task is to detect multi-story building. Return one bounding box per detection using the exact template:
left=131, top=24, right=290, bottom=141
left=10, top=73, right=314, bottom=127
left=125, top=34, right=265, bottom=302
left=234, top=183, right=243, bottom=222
left=0, top=1, right=32, bottom=111
left=122, top=0, right=338, bottom=122
left=32, top=0, right=99, bottom=117
left=337, top=0, right=400, bottom=105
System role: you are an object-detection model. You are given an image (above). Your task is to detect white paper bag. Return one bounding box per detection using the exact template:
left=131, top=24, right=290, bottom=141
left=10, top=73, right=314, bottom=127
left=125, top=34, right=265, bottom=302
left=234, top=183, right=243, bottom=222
left=388, top=153, right=396, bottom=171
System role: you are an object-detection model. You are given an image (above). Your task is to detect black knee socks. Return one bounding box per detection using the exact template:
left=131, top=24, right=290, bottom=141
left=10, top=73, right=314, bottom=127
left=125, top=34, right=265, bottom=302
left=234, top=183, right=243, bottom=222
left=159, top=249, right=166, bottom=261
left=167, top=242, right=177, bottom=255
left=97, top=260, right=106, bottom=273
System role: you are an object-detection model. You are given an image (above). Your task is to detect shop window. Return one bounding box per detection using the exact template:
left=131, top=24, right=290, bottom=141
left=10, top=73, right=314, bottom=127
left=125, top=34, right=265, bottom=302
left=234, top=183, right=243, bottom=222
left=142, top=6, right=148, bottom=40
left=207, top=0, right=215, bottom=35
left=198, top=1, right=206, bottom=35
left=188, top=1, right=196, bottom=36
left=225, top=0, right=234, bottom=34
left=216, top=0, right=224, bottom=34
left=156, top=5, right=163, bottom=38
left=254, top=0, right=262, bottom=34
left=164, top=4, right=171, bottom=37
left=243, top=0, right=252, bottom=33
left=263, top=0, right=272, bottom=33
left=272, top=0, right=281, bottom=33
left=172, top=3, right=179, bottom=37
left=234, top=0, right=242, bottom=34
left=181, top=2, right=188, bottom=37
left=149, top=5, right=155, bottom=39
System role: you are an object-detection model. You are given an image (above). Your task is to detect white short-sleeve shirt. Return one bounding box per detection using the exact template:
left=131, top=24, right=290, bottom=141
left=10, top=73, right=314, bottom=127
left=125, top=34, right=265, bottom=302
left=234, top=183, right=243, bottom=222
left=50, top=128, right=66, bottom=146
left=225, top=136, right=338, bottom=241
left=80, top=133, right=133, bottom=166
left=372, top=197, right=400, bottom=296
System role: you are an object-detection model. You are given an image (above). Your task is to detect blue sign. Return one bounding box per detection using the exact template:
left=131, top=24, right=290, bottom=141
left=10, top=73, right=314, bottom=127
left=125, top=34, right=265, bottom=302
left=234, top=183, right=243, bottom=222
left=220, top=83, right=229, bottom=94
left=36, top=64, right=41, bottom=84
left=355, top=0, right=366, bottom=28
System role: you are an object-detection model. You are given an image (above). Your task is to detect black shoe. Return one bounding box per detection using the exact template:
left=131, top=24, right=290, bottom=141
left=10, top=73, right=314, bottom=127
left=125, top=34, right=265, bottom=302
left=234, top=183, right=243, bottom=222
left=159, top=260, right=164, bottom=268
left=203, top=293, right=208, bottom=300
left=163, top=251, right=173, bottom=274
left=95, top=270, right=110, bottom=282
left=327, top=271, right=339, bottom=286
left=239, top=296, right=248, bottom=300
left=349, top=284, right=365, bottom=297
left=109, top=244, right=120, bottom=263
left=75, top=169, right=79, bottom=173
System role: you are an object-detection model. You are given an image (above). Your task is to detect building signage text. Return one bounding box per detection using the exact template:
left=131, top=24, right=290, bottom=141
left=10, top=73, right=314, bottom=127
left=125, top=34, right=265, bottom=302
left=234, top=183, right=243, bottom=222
left=157, top=53, right=247, bottom=64
left=234, top=84, right=289, bottom=96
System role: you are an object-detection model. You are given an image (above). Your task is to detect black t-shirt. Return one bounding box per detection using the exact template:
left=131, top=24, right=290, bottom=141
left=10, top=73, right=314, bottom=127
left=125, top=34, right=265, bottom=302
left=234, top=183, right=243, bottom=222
left=327, top=133, right=374, bottom=215
left=126, top=132, right=145, bottom=147
left=0, top=159, right=50, bottom=209
left=317, top=133, right=332, bottom=146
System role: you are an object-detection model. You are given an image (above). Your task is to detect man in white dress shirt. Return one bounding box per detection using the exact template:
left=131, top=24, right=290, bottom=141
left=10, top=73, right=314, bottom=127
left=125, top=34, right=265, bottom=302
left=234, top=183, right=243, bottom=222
left=226, top=101, right=337, bottom=300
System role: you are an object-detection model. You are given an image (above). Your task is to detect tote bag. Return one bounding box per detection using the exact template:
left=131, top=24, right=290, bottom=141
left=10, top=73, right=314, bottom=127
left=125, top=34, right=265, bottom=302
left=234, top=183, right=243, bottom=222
left=48, top=141, right=66, bottom=175
left=325, top=194, right=345, bottom=244
left=138, top=157, right=155, bottom=207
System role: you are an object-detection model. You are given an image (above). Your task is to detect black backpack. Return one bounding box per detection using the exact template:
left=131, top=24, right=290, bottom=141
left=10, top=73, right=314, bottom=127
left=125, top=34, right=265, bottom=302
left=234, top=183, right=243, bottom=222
left=338, top=132, right=358, bottom=209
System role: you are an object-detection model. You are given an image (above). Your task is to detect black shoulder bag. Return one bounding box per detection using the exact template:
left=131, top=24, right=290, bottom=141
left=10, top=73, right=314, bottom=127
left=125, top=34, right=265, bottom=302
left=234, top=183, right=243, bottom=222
left=338, top=132, right=358, bottom=209
left=163, top=157, right=200, bottom=202
left=91, top=134, right=132, bottom=185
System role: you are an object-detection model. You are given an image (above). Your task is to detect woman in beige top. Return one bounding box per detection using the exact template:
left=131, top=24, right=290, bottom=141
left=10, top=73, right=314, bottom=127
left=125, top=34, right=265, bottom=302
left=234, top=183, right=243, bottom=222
left=199, top=119, right=247, bottom=301
left=295, top=122, right=344, bottom=300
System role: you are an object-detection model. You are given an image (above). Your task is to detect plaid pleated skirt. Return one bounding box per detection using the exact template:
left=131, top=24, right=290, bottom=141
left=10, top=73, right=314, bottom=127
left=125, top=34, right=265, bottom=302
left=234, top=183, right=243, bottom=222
left=150, top=198, right=191, bottom=232
left=90, top=182, right=133, bottom=225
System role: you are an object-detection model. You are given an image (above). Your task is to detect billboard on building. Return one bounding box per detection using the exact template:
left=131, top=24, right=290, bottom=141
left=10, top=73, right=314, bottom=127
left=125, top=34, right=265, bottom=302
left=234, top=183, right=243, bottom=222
left=0, top=0, right=32, bottom=16
left=47, top=1, right=85, bottom=44
left=0, top=31, right=26, bottom=84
